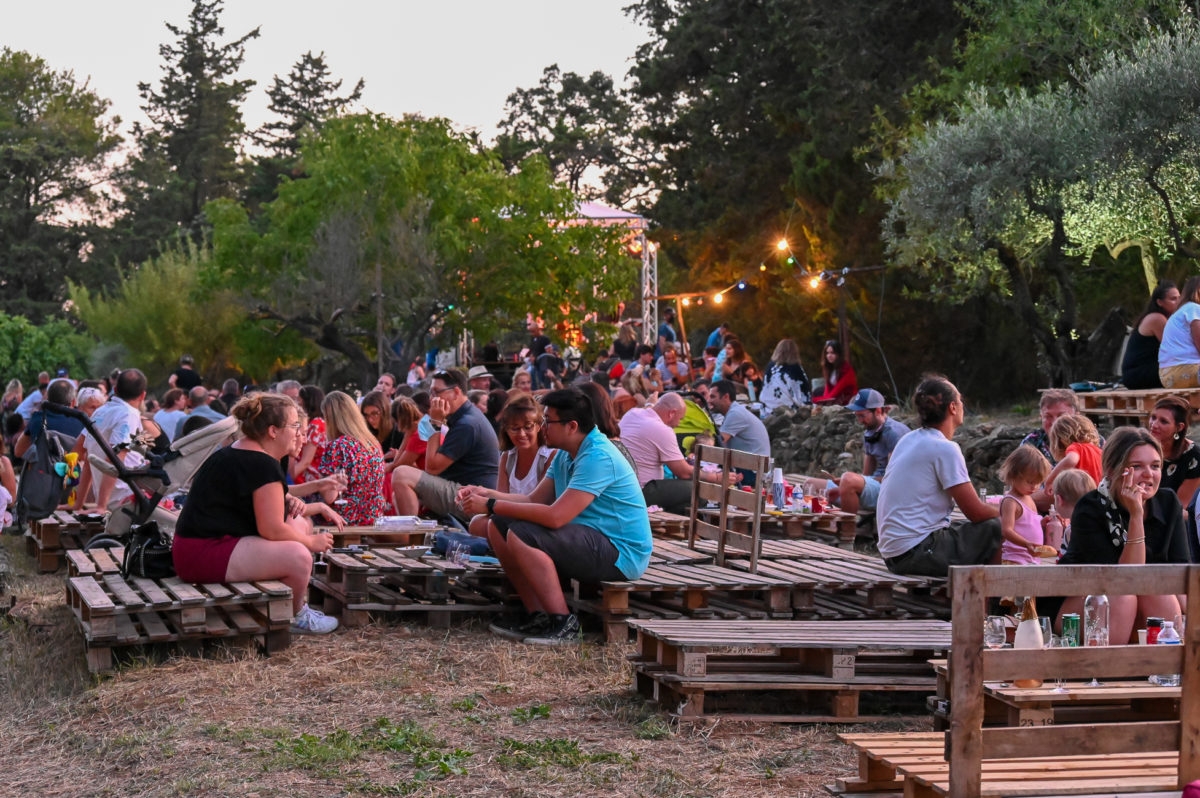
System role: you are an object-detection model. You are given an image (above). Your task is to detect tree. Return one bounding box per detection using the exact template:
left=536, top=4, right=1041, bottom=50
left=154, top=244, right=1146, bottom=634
left=69, top=241, right=310, bottom=385
left=0, top=313, right=92, bottom=389
left=244, top=51, right=364, bottom=211
left=108, top=0, right=258, bottom=267
left=496, top=65, right=634, bottom=201
left=882, top=22, right=1200, bottom=384
left=0, top=48, right=121, bottom=319
left=205, top=114, right=636, bottom=385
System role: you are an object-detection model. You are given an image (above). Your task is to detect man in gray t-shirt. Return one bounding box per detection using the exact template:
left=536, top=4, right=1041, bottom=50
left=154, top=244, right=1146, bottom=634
left=830, top=388, right=910, bottom=514
left=710, top=380, right=771, bottom=487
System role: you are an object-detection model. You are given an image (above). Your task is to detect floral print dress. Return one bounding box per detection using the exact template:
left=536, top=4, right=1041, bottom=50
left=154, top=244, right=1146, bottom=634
left=318, top=435, right=387, bottom=526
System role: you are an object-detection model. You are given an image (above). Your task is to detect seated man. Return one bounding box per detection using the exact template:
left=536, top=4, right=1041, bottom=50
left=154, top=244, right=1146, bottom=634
left=74, top=369, right=149, bottom=511
left=13, top=379, right=84, bottom=460
left=708, top=379, right=771, bottom=487
left=459, top=387, right=652, bottom=645
left=618, top=393, right=731, bottom=514
left=828, top=388, right=910, bottom=514
left=391, top=369, right=498, bottom=523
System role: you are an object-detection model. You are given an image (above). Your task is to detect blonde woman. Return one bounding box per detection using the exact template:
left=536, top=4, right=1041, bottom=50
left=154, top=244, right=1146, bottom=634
left=760, top=338, right=812, bottom=414
left=318, top=391, right=387, bottom=526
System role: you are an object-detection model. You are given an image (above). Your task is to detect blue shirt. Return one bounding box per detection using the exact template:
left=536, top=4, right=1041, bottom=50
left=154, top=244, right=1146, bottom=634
left=546, top=427, right=652, bottom=579
left=706, top=327, right=725, bottom=349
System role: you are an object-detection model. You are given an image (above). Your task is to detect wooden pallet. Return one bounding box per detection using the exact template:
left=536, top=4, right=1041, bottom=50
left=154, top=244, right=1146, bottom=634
left=648, top=510, right=691, bottom=539
left=651, top=538, right=714, bottom=565
left=573, top=561, right=794, bottom=644
left=1075, top=387, right=1200, bottom=421
left=309, top=548, right=507, bottom=627
left=25, top=511, right=107, bottom=573
left=700, top=506, right=858, bottom=549
left=64, top=551, right=292, bottom=673
left=630, top=619, right=949, bottom=722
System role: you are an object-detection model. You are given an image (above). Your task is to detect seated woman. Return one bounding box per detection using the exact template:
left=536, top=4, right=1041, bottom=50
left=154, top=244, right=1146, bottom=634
left=289, top=385, right=326, bottom=485
left=1122, top=280, right=1180, bottom=389
left=877, top=375, right=1000, bottom=577
left=1147, top=395, right=1200, bottom=511
left=1056, top=427, right=1189, bottom=644
left=360, top=390, right=403, bottom=460
left=468, top=393, right=557, bottom=538
left=319, top=391, right=388, bottom=527
left=171, top=393, right=340, bottom=634
left=759, top=338, right=812, bottom=415
left=718, top=337, right=747, bottom=384
left=1158, top=275, right=1200, bottom=388
left=812, top=339, right=858, bottom=405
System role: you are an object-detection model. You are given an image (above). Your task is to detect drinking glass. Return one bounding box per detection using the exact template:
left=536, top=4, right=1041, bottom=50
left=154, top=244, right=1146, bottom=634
left=984, top=616, right=1007, bottom=650
left=1038, top=616, right=1053, bottom=644
left=1047, top=635, right=1068, bottom=693
left=1083, top=624, right=1106, bottom=686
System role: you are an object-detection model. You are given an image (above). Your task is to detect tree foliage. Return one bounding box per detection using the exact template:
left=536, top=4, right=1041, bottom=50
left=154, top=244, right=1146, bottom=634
left=0, top=48, right=121, bottom=320
left=0, top=313, right=92, bottom=388
left=883, top=21, right=1200, bottom=383
left=205, top=114, right=636, bottom=385
left=107, top=0, right=258, bottom=267
left=69, top=242, right=309, bottom=385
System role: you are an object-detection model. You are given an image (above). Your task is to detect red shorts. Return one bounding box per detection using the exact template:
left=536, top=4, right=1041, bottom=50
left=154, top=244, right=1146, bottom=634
left=172, top=534, right=243, bottom=583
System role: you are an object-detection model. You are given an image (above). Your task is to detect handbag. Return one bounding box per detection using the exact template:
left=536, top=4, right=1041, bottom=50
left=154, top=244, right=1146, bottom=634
left=121, top=520, right=175, bottom=579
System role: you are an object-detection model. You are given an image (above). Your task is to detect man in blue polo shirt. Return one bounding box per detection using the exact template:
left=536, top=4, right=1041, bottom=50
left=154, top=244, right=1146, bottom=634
left=458, top=386, right=651, bottom=645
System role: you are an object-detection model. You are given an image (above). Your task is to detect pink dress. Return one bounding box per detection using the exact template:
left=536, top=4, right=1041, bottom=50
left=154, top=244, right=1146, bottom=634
left=1000, top=492, right=1043, bottom=564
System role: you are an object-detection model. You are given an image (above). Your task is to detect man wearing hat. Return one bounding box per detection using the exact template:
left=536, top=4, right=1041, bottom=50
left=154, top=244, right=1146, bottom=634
left=467, top=365, right=494, bottom=392
left=829, top=388, right=910, bottom=514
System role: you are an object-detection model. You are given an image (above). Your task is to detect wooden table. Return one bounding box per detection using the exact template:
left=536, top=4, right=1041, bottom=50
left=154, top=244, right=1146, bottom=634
left=984, top=679, right=1180, bottom=727
left=317, top=524, right=442, bottom=547
left=698, top=506, right=858, bottom=548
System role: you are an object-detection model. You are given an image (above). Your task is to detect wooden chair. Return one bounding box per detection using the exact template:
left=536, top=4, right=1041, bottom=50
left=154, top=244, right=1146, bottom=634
left=947, top=563, right=1199, bottom=797
left=686, top=444, right=771, bottom=572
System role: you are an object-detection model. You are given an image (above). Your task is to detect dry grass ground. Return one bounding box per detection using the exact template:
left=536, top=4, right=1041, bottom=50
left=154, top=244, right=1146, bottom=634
left=0, top=535, right=930, bottom=798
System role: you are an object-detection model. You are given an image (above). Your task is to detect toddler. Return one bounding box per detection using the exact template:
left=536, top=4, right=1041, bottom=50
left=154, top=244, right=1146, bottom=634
left=999, top=445, right=1053, bottom=564
left=1045, top=467, right=1096, bottom=555
left=1046, top=413, right=1103, bottom=488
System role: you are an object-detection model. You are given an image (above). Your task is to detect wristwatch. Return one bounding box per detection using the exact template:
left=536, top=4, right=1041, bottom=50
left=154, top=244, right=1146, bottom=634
left=486, top=498, right=496, bottom=514
left=429, top=419, right=444, bottom=430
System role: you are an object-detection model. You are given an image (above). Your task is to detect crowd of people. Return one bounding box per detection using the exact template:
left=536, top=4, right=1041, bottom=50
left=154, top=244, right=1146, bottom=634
left=3, top=307, right=1194, bottom=648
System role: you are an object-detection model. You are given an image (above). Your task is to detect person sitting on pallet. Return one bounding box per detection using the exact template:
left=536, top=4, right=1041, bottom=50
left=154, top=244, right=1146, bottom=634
left=390, top=368, right=499, bottom=524
left=457, top=387, right=652, bottom=646
left=173, top=393, right=341, bottom=635
left=825, top=388, right=910, bottom=515
left=72, top=368, right=149, bottom=512
left=877, top=375, right=1001, bottom=578
left=617, top=392, right=735, bottom=515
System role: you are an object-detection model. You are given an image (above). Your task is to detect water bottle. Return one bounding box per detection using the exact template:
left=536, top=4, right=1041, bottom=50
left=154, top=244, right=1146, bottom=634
left=1083, top=594, right=1109, bottom=646
left=1153, top=621, right=1182, bottom=686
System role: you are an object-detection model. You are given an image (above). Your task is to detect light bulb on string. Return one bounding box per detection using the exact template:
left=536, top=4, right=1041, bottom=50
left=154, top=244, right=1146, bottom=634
left=712, top=293, right=724, bottom=304
left=776, top=238, right=789, bottom=251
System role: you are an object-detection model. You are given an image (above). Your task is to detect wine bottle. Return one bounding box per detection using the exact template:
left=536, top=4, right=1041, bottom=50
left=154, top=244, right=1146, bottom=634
left=1012, top=596, right=1044, bottom=688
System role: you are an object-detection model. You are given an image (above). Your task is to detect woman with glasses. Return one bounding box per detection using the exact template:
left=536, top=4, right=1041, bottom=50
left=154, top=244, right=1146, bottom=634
left=172, top=393, right=339, bottom=634
left=468, top=392, right=558, bottom=538
left=318, top=391, right=387, bottom=526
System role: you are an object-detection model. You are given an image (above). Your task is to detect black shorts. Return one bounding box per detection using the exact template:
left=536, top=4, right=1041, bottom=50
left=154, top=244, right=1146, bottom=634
left=884, top=518, right=1002, bottom=578
left=491, top=516, right=625, bottom=583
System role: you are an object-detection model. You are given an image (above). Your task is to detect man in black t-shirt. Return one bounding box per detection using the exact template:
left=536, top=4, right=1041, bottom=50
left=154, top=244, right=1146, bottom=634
left=390, top=369, right=499, bottom=522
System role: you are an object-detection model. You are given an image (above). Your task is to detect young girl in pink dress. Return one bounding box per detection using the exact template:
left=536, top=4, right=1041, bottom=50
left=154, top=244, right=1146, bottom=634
left=999, top=445, right=1053, bottom=564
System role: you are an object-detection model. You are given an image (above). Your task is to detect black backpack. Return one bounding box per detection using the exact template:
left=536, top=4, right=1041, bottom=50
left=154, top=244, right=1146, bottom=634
left=14, top=416, right=75, bottom=529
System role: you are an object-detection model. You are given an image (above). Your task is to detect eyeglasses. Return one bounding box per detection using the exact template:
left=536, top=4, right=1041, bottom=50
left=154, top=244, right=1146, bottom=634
left=506, top=423, right=538, bottom=436
left=542, top=417, right=571, bottom=426
left=431, top=385, right=456, bottom=396
left=285, top=422, right=302, bottom=431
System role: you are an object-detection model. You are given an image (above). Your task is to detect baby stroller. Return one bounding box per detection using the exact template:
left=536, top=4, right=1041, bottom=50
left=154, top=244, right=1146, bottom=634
left=87, top=413, right=239, bottom=541
left=673, top=392, right=718, bottom=456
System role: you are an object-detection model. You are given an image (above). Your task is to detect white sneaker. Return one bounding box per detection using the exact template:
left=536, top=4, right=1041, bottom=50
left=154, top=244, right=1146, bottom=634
left=290, top=604, right=339, bottom=635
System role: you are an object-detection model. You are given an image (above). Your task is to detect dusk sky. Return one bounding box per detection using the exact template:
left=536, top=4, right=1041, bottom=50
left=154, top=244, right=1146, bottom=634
left=5, top=1, right=648, bottom=141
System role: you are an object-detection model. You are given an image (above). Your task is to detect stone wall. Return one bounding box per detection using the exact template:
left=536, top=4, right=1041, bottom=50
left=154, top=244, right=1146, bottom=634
left=766, top=406, right=1078, bottom=494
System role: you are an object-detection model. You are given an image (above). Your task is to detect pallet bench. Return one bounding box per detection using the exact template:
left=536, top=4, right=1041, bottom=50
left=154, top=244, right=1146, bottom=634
left=630, top=619, right=950, bottom=722
left=647, top=510, right=691, bottom=539
left=25, top=510, right=107, bottom=573
left=64, top=548, right=292, bottom=673
left=1073, top=387, right=1200, bottom=423
left=308, top=548, right=507, bottom=627
left=572, top=561, right=794, bottom=644
left=837, top=564, right=1200, bottom=797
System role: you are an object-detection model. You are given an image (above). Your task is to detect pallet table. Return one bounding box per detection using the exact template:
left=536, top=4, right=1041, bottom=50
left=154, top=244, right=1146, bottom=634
left=630, top=619, right=950, bottom=722
left=983, top=680, right=1180, bottom=728
left=64, top=547, right=292, bottom=673
left=573, top=562, right=794, bottom=644
left=308, top=548, right=506, bottom=627
left=25, top=510, right=108, bottom=573
left=647, top=510, right=691, bottom=539
left=700, top=506, right=858, bottom=549
left=1073, top=386, right=1200, bottom=423
left=320, top=525, right=442, bottom=548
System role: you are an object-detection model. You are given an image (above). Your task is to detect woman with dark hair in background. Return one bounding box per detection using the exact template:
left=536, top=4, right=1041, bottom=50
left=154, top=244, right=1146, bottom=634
left=876, top=375, right=1000, bottom=577
left=812, top=339, right=858, bottom=405
left=290, top=385, right=326, bottom=485
left=1122, top=280, right=1180, bottom=389
left=360, top=390, right=403, bottom=458
left=1147, top=394, right=1200, bottom=510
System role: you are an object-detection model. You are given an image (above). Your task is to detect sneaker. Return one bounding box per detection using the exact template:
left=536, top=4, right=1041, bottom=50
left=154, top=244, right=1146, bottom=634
left=290, top=604, right=339, bottom=635
left=523, top=613, right=582, bottom=646
left=489, top=610, right=550, bottom=641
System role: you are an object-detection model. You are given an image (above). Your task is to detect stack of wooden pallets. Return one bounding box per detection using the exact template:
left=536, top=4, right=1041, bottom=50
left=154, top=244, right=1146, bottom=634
left=25, top=510, right=107, bottom=573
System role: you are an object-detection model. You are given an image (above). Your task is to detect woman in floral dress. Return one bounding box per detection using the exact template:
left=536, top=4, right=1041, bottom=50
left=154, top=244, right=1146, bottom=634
left=318, top=391, right=387, bottom=526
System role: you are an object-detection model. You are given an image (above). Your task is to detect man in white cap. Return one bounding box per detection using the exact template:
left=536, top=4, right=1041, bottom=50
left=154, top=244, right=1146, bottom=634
left=827, top=388, right=910, bottom=514
left=467, top=365, right=494, bottom=392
